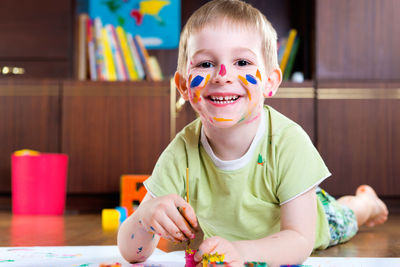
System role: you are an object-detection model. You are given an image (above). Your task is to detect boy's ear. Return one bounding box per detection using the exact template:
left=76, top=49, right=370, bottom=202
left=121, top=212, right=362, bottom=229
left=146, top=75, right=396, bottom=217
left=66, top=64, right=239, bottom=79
left=263, top=68, right=282, bottom=98
left=174, top=71, right=189, bottom=101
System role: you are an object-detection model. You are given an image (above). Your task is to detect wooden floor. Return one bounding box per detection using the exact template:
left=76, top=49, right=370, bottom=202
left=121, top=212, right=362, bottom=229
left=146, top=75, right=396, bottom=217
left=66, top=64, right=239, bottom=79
left=0, top=211, right=399, bottom=258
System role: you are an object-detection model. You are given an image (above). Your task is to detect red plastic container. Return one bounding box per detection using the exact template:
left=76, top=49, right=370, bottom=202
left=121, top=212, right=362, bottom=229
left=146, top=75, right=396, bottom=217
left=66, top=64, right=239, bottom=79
left=12, top=153, right=68, bottom=215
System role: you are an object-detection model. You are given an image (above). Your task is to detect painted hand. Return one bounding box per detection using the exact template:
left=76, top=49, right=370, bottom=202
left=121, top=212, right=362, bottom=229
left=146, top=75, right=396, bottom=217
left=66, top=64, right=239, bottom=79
left=136, top=194, right=198, bottom=242
left=194, top=236, right=243, bottom=267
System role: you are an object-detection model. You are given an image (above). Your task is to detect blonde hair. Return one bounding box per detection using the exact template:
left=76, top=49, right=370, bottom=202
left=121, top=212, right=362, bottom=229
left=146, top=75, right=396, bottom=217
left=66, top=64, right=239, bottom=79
left=177, top=0, right=278, bottom=77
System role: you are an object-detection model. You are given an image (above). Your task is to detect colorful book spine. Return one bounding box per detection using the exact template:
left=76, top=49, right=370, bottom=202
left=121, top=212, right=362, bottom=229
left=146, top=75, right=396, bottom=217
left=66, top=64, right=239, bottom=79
left=106, top=24, right=127, bottom=81
left=87, top=18, right=97, bottom=81
left=133, top=35, right=154, bottom=81
left=278, top=37, right=287, bottom=64
left=283, top=36, right=300, bottom=81
left=102, top=27, right=117, bottom=81
left=279, top=29, right=297, bottom=76
left=77, top=13, right=88, bottom=80
left=116, top=26, right=139, bottom=81
left=148, top=56, right=163, bottom=81
left=127, top=33, right=145, bottom=80
left=94, top=17, right=106, bottom=80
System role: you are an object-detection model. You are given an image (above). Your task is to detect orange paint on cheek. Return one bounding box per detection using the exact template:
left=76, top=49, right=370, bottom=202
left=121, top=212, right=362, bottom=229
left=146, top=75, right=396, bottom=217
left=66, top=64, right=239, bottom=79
left=193, top=74, right=211, bottom=104
left=256, top=69, right=262, bottom=81
left=238, top=75, right=248, bottom=85
left=238, top=75, right=252, bottom=101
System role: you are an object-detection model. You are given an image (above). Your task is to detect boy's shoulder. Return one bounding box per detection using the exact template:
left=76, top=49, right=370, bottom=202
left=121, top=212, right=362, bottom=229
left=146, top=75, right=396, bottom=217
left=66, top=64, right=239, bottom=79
left=172, top=117, right=202, bottom=147
left=264, top=105, right=302, bottom=135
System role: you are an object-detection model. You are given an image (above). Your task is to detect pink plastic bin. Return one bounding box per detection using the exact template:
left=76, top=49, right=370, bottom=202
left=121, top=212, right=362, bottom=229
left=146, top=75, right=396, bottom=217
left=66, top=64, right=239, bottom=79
left=12, top=153, right=68, bottom=215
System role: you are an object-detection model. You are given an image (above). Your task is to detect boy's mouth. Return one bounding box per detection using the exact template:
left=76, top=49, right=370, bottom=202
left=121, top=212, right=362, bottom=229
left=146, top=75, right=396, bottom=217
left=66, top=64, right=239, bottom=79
left=207, top=95, right=240, bottom=104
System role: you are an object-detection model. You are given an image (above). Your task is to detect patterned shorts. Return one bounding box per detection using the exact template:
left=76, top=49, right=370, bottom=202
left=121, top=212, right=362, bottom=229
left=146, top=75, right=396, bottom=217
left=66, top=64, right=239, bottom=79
left=316, top=187, right=358, bottom=246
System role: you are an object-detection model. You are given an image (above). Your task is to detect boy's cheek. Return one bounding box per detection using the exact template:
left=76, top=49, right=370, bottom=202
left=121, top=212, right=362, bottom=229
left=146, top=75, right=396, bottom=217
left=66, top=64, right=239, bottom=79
left=186, top=73, right=211, bottom=104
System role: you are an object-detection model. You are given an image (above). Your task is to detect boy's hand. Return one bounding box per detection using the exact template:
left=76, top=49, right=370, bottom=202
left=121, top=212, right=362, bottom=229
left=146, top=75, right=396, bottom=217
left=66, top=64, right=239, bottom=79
left=136, top=194, right=198, bottom=242
left=194, top=236, right=243, bottom=267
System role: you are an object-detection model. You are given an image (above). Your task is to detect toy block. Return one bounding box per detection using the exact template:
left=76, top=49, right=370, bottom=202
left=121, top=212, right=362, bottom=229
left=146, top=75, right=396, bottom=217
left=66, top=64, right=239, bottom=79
left=120, top=174, right=149, bottom=215
left=102, top=209, right=120, bottom=231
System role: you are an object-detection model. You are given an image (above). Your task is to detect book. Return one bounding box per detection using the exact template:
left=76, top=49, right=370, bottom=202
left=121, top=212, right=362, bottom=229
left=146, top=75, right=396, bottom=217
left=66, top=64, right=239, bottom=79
left=279, top=29, right=297, bottom=76
left=116, top=26, right=139, bottom=81
left=127, top=33, right=145, bottom=80
left=102, top=27, right=117, bottom=81
left=133, top=35, right=154, bottom=81
left=87, top=18, right=97, bottom=81
left=93, top=17, right=106, bottom=80
left=76, top=13, right=88, bottom=80
left=277, top=37, right=287, bottom=64
left=283, top=36, right=300, bottom=81
left=106, top=24, right=128, bottom=81
left=148, top=56, right=163, bottom=81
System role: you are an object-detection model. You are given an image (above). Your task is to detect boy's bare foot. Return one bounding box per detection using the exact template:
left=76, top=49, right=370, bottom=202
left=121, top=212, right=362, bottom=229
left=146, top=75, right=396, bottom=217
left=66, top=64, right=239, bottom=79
left=356, top=185, right=388, bottom=227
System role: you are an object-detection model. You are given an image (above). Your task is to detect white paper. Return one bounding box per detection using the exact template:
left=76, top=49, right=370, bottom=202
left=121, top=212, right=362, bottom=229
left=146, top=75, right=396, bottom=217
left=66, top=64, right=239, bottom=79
left=0, top=246, right=399, bottom=267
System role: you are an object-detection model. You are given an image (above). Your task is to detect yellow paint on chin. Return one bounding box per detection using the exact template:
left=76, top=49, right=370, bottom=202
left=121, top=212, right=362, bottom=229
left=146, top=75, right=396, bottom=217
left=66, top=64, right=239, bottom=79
left=213, top=117, right=233, bottom=122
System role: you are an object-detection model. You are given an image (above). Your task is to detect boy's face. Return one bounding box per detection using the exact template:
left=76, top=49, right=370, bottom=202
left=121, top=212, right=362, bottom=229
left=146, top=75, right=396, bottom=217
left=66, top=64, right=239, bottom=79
left=177, top=22, right=280, bottom=128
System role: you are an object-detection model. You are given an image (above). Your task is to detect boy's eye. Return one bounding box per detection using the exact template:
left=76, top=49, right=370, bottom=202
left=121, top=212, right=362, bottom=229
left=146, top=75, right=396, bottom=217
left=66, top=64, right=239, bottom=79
left=237, top=60, right=251, bottom=66
left=199, top=62, right=214, bottom=68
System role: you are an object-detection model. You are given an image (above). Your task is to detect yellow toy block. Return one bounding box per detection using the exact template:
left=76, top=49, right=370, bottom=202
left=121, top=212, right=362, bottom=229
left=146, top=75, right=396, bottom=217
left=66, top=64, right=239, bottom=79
left=102, top=209, right=120, bottom=231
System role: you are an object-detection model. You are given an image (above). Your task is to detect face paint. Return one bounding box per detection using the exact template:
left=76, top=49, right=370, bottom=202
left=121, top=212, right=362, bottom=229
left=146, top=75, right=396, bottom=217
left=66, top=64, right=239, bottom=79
left=256, top=69, right=262, bottom=81
left=245, top=111, right=261, bottom=124
left=213, top=117, right=233, bottom=122
left=238, top=75, right=252, bottom=100
left=218, top=64, right=226, bottom=76
left=190, top=75, right=204, bottom=88
left=192, top=74, right=210, bottom=104
left=268, top=91, right=273, bottom=97
left=245, top=74, right=257, bottom=85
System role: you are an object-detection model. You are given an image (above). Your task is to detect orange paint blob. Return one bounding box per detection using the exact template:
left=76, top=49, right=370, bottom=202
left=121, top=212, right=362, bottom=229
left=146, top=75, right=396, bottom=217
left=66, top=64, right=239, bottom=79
left=213, top=117, right=233, bottom=122
left=256, top=69, right=262, bottom=81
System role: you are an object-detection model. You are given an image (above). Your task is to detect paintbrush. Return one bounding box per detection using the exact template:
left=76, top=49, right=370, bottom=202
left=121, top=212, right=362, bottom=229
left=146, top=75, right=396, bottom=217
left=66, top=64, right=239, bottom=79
left=185, top=167, right=191, bottom=250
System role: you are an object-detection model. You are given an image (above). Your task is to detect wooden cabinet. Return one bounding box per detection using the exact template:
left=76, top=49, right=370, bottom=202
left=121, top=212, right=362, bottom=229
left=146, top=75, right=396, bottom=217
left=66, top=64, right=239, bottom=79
left=0, top=80, right=60, bottom=192
left=316, top=0, right=400, bottom=198
left=0, top=0, right=73, bottom=79
left=317, top=82, right=400, bottom=196
left=316, top=0, right=400, bottom=80
left=62, top=81, right=171, bottom=193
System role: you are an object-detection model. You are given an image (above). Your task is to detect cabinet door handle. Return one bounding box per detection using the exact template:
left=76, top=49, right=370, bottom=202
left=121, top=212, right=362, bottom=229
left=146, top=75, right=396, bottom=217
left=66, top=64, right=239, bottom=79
left=1, top=66, right=25, bottom=75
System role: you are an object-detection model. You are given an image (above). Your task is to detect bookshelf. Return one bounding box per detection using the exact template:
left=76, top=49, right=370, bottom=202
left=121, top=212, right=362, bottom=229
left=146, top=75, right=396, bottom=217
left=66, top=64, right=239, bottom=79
left=0, top=0, right=399, bottom=211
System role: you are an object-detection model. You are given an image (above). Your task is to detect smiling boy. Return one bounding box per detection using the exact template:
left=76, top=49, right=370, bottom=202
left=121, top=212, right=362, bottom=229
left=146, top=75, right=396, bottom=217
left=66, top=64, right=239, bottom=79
left=118, top=1, right=388, bottom=266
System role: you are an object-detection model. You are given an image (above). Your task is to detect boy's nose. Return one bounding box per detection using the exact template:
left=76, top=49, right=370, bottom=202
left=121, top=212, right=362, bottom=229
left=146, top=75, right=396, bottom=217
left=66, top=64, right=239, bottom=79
left=212, top=64, right=233, bottom=84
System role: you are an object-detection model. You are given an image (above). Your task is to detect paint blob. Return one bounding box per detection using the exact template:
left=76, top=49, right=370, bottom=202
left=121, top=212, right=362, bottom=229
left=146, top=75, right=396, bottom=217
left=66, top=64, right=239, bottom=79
left=190, top=75, right=204, bottom=88
left=246, top=74, right=257, bottom=84
left=218, top=64, right=227, bottom=76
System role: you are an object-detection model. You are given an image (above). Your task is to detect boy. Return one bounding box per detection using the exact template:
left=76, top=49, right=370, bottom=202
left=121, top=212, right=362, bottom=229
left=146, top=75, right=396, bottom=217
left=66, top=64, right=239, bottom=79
left=118, top=0, right=388, bottom=266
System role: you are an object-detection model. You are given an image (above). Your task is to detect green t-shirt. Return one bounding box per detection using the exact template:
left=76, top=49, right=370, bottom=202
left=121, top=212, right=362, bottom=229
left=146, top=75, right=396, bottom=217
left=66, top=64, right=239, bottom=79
left=144, top=105, right=331, bottom=250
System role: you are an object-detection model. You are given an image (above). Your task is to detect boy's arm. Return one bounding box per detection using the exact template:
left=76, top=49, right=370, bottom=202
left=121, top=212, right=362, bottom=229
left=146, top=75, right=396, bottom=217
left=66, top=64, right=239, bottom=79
left=117, top=193, right=160, bottom=262
left=233, top=187, right=317, bottom=266
left=118, top=193, right=198, bottom=263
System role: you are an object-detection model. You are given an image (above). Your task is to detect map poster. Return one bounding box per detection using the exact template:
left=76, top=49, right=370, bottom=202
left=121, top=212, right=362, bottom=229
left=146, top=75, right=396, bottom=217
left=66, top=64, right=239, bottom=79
left=89, top=0, right=181, bottom=49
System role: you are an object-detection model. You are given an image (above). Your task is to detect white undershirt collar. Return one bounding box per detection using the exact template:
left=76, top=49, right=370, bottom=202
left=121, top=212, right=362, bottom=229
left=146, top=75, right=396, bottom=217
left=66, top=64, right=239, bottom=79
left=200, top=110, right=266, bottom=171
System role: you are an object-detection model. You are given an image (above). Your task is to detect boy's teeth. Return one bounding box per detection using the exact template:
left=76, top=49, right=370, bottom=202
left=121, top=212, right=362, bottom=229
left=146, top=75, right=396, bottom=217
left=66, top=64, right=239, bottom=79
left=210, top=95, right=239, bottom=104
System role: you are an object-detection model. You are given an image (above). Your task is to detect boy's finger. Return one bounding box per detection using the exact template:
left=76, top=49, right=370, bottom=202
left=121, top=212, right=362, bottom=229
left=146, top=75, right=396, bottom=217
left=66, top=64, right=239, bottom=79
left=174, top=197, right=199, bottom=229
left=152, top=219, right=184, bottom=243
left=194, top=238, right=219, bottom=261
left=169, top=207, right=195, bottom=240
